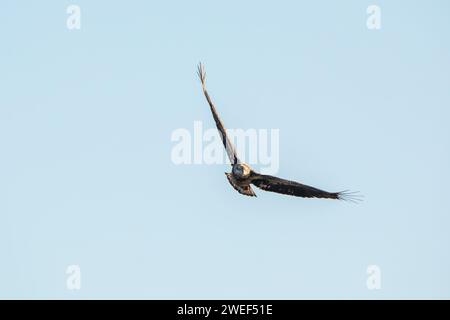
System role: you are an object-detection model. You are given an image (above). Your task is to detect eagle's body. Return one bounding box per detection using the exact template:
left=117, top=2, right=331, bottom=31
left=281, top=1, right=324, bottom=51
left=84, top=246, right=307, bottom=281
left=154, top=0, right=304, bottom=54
left=197, top=63, right=361, bottom=202
left=225, top=163, right=256, bottom=197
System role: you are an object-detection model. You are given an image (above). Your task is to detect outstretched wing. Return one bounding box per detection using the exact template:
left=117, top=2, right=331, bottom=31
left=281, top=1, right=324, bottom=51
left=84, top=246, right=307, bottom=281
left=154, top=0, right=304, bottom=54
left=251, top=174, right=361, bottom=202
left=197, top=63, right=240, bottom=165
left=225, top=173, right=256, bottom=197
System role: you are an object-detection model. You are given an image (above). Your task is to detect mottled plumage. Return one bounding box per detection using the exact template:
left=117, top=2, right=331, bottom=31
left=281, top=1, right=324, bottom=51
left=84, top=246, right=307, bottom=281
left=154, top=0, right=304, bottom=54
left=197, top=63, right=361, bottom=202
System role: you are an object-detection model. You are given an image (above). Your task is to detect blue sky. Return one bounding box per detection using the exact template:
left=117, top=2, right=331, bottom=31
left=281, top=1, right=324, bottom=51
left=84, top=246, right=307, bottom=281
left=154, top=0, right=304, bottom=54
left=1, top=0, right=449, bottom=298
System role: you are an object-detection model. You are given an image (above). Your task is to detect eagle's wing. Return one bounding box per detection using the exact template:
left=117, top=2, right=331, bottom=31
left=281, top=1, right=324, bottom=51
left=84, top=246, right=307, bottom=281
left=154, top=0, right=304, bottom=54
left=251, top=174, right=361, bottom=202
left=198, top=63, right=240, bottom=165
left=225, top=173, right=256, bottom=197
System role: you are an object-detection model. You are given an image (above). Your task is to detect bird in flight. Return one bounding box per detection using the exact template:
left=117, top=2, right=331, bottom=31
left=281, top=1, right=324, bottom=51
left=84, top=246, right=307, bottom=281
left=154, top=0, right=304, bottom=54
left=197, top=63, right=361, bottom=202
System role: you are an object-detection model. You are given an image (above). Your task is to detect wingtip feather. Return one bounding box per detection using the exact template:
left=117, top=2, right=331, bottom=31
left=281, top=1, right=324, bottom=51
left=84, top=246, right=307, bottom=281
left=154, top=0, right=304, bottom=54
left=336, top=190, right=364, bottom=203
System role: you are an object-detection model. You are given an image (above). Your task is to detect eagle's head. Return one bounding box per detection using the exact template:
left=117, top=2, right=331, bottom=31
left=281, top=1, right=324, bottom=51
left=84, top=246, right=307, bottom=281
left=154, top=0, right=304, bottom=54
left=232, top=163, right=252, bottom=179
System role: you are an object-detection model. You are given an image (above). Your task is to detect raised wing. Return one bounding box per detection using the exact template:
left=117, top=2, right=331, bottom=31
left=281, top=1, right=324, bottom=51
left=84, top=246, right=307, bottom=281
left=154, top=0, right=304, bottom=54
left=197, top=63, right=240, bottom=165
left=251, top=174, right=361, bottom=202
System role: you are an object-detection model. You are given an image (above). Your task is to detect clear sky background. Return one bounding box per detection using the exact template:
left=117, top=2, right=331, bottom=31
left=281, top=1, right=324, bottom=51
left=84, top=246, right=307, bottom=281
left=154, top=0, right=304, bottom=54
left=1, top=0, right=449, bottom=299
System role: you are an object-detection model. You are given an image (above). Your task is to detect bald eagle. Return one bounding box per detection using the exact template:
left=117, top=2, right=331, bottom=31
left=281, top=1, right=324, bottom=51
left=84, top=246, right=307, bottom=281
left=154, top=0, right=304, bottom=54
left=197, top=63, right=361, bottom=202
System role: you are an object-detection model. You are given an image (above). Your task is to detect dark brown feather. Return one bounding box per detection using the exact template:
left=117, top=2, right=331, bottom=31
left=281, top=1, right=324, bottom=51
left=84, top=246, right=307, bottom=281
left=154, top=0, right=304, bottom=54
left=198, top=63, right=239, bottom=165
left=251, top=174, right=360, bottom=201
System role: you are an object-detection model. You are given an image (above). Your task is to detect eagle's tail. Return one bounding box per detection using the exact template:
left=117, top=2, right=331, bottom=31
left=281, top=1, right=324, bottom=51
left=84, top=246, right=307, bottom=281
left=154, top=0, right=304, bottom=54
left=225, top=173, right=257, bottom=197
